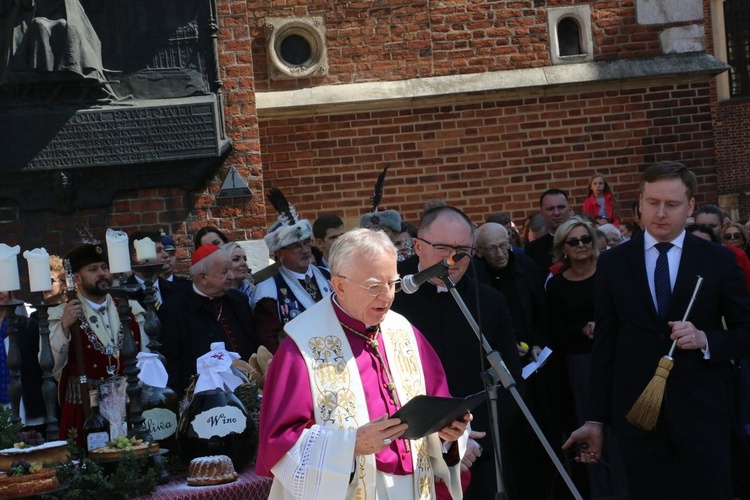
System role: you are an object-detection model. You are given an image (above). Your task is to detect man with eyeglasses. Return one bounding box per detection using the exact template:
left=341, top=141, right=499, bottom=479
left=251, top=213, right=333, bottom=353
left=257, top=228, right=469, bottom=499
left=391, top=206, right=522, bottom=499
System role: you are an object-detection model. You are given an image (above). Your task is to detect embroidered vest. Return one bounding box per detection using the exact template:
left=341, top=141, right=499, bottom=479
left=285, top=295, right=435, bottom=499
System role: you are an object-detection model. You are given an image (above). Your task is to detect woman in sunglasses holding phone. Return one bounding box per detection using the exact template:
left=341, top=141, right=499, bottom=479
left=545, top=216, right=625, bottom=497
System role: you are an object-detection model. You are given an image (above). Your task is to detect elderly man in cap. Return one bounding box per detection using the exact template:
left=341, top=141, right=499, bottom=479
left=159, top=245, right=259, bottom=397
left=251, top=207, right=332, bottom=354
left=49, top=243, right=147, bottom=445
left=257, top=228, right=469, bottom=499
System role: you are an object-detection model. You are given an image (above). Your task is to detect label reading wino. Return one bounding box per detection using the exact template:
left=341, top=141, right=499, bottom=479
left=191, top=406, right=246, bottom=439
left=143, top=407, right=178, bottom=440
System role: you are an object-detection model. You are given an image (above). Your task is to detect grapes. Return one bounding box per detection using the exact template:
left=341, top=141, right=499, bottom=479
left=15, top=430, right=45, bottom=448
left=6, top=460, right=34, bottom=477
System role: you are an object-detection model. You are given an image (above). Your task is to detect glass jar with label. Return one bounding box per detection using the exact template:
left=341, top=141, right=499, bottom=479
left=176, top=388, right=255, bottom=471
left=141, top=382, right=179, bottom=453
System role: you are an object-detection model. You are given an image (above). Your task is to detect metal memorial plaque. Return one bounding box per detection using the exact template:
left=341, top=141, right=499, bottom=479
left=0, top=0, right=231, bottom=211
left=4, top=97, right=222, bottom=171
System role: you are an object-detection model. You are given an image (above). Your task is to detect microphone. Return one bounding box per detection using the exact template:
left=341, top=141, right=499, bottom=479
left=401, top=253, right=468, bottom=294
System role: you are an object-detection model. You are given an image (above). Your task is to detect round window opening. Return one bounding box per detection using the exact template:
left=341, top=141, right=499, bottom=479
left=279, top=34, right=312, bottom=66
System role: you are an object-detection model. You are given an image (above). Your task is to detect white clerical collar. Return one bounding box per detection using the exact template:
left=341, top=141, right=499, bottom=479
left=332, top=294, right=378, bottom=329
left=283, top=267, right=313, bottom=280
left=192, top=284, right=209, bottom=298
left=416, top=263, right=449, bottom=293
left=644, top=230, right=686, bottom=251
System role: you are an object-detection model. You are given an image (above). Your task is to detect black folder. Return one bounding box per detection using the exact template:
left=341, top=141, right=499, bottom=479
left=391, top=391, right=486, bottom=440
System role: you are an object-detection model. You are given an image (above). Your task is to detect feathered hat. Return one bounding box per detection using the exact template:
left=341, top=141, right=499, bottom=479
left=264, top=187, right=313, bottom=252
left=360, top=166, right=401, bottom=233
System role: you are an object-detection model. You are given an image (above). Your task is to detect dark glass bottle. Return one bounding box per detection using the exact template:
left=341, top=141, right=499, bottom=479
left=140, top=382, right=179, bottom=453
left=176, top=388, right=255, bottom=471
left=83, top=390, right=110, bottom=453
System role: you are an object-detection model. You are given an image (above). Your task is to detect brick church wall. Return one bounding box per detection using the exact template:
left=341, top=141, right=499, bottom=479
left=259, top=82, right=717, bottom=228
left=252, top=0, right=718, bottom=227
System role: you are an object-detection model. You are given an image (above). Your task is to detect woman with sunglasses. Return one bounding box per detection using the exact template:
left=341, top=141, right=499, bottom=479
left=722, top=223, right=750, bottom=258
left=545, top=216, right=625, bottom=498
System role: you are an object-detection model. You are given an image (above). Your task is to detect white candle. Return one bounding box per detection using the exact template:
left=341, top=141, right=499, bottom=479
left=134, top=237, right=157, bottom=262
left=23, top=248, right=52, bottom=292
left=106, top=229, right=131, bottom=273
left=0, top=244, right=21, bottom=292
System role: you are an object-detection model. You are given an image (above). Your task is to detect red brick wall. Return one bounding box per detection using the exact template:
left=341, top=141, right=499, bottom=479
left=248, top=0, right=674, bottom=91
left=260, top=82, right=717, bottom=228
left=0, top=0, right=263, bottom=280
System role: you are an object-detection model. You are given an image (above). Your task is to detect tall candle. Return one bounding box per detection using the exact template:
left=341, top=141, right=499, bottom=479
left=23, top=248, right=52, bottom=292
left=0, top=244, right=21, bottom=292
left=134, top=237, right=157, bottom=262
left=106, top=229, right=131, bottom=273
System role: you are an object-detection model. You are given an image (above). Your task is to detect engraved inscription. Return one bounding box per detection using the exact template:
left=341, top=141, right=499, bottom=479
left=3, top=99, right=220, bottom=171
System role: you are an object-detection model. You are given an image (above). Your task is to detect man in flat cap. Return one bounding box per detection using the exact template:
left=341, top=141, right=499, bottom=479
left=159, top=245, right=260, bottom=397
left=49, top=243, right=147, bottom=445
left=251, top=205, right=332, bottom=354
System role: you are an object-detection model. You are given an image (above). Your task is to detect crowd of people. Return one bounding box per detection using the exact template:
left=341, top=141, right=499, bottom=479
left=4, top=164, right=750, bottom=499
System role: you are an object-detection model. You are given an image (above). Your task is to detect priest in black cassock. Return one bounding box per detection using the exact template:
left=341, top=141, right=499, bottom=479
left=391, top=206, right=522, bottom=500
left=158, top=245, right=260, bottom=397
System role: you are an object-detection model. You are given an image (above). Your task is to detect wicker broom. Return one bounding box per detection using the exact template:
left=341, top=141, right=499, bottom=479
left=626, top=276, right=704, bottom=431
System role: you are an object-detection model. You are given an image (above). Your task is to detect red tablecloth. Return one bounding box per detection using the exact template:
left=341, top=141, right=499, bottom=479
left=146, top=468, right=272, bottom=499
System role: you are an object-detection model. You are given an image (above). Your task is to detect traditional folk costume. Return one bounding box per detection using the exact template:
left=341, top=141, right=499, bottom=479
left=250, top=188, right=332, bottom=353
left=257, top=294, right=466, bottom=499
left=49, top=292, right=145, bottom=445
left=251, top=265, right=331, bottom=329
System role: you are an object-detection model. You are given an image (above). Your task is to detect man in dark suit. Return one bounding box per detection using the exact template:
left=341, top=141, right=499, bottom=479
left=564, top=162, right=750, bottom=499
left=158, top=245, right=259, bottom=397
left=391, top=206, right=522, bottom=499
left=524, top=189, right=573, bottom=274
left=126, top=230, right=190, bottom=309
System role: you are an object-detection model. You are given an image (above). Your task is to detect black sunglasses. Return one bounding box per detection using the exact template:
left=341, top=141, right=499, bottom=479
left=564, top=235, right=593, bottom=247
left=724, top=233, right=743, bottom=240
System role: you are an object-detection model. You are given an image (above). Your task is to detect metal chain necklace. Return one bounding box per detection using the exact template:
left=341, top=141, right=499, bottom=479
left=339, top=322, right=401, bottom=407
left=79, top=313, right=124, bottom=377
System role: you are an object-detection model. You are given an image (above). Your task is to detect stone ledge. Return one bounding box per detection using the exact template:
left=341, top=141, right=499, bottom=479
left=256, top=53, right=729, bottom=117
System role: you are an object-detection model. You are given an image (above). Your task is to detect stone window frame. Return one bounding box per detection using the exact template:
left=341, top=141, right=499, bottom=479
left=715, top=0, right=750, bottom=99
left=265, top=17, right=328, bottom=80
left=547, top=5, right=594, bottom=65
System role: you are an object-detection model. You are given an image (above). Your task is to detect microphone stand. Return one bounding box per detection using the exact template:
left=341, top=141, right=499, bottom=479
left=442, top=274, right=583, bottom=500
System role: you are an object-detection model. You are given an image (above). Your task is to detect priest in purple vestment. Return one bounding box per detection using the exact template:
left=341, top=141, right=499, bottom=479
left=257, top=228, right=470, bottom=499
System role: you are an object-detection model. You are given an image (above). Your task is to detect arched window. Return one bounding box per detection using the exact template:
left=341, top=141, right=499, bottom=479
left=558, top=17, right=583, bottom=56
left=547, top=5, right=593, bottom=65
